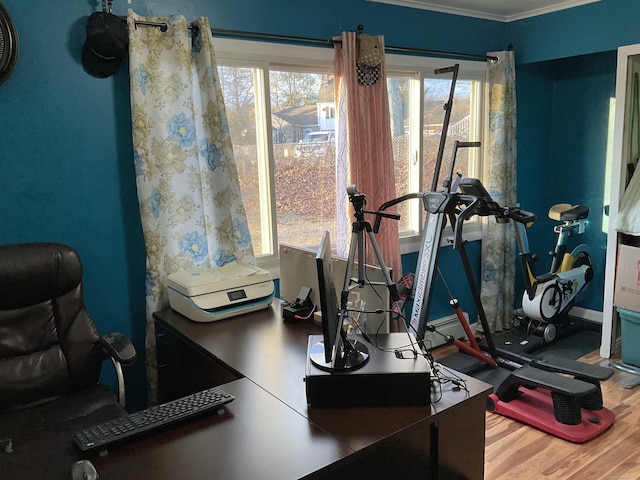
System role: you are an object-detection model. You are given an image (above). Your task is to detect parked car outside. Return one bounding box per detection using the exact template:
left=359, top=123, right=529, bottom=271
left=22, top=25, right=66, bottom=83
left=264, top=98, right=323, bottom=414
left=293, top=130, right=335, bottom=158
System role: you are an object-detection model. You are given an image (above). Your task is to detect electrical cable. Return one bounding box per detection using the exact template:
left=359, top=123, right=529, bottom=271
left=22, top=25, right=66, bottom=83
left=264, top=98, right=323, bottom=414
left=294, top=304, right=316, bottom=321
left=345, top=307, right=420, bottom=359
left=349, top=308, right=469, bottom=405
left=402, top=317, right=470, bottom=404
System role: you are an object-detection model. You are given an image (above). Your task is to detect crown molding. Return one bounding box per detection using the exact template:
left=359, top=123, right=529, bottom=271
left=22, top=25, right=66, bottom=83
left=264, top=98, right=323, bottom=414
left=365, top=0, right=601, bottom=22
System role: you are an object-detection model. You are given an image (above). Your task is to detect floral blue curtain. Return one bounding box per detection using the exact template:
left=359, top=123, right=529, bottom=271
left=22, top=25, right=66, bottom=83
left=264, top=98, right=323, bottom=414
left=127, top=10, right=255, bottom=402
left=480, top=50, right=517, bottom=333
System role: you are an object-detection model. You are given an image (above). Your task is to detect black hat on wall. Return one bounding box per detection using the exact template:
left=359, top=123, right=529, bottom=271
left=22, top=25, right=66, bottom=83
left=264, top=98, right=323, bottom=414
left=81, top=12, right=128, bottom=78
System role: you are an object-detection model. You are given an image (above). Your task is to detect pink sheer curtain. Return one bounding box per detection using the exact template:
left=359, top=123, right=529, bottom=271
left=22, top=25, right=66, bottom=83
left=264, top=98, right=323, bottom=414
left=333, top=32, right=402, bottom=329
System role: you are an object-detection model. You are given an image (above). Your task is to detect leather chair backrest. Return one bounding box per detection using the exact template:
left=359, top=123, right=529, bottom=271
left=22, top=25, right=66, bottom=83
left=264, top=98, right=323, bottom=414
left=0, top=243, right=103, bottom=412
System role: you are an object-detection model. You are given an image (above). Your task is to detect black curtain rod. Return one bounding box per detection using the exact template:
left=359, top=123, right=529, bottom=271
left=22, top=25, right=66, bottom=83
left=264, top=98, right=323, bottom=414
left=131, top=19, right=498, bottom=63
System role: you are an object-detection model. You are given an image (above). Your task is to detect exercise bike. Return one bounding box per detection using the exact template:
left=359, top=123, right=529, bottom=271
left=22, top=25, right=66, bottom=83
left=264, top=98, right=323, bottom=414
left=510, top=201, right=594, bottom=342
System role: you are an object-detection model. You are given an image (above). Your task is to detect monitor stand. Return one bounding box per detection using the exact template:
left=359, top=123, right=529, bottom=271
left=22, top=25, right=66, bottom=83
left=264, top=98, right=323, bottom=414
left=308, top=335, right=370, bottom=372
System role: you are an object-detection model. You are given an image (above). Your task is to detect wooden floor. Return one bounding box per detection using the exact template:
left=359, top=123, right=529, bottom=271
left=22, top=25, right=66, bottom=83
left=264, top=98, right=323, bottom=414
left=432, top=345, right=640, bottom=480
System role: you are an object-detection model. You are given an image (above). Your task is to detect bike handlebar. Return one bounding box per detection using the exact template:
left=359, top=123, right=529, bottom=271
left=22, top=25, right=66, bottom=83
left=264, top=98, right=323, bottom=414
left=507, top=207, right=537, bottom=225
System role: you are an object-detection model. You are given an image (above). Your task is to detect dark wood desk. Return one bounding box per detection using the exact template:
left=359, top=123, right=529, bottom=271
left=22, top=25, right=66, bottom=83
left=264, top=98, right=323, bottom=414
left=94, top=304, right=491, bottom=479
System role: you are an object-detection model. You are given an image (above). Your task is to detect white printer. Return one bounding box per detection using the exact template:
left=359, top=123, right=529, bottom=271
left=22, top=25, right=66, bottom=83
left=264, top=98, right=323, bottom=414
left=167, top=261, right=274, bottom=322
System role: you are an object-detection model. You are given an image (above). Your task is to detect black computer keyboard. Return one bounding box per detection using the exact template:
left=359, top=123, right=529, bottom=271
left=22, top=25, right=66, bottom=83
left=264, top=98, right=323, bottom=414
left=72, top=386, right=235, bottom=454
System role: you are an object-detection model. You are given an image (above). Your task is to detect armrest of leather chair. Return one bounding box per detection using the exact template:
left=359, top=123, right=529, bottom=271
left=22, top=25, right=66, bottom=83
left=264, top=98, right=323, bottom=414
left=100, top=333, right=137, bottom=365
left=99, top=333, right=137, bottom=407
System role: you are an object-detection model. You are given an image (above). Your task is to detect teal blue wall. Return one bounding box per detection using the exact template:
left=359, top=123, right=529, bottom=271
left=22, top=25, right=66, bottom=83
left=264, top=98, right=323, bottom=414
left=400, top=241, right=482, bottom=324
left=512, top=34, right=619, bottom=312
left=507, top=0, right=640, bottom=65
left=503, top=0, right=640, bottom=314
left=1, top=0, right=636, bottom=409
left=1, top=3, right=147, bottom=409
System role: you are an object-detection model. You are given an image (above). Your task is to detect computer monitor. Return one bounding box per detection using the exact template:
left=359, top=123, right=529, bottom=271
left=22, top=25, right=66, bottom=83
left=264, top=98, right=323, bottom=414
left=308, top=231, right=370, bottom=372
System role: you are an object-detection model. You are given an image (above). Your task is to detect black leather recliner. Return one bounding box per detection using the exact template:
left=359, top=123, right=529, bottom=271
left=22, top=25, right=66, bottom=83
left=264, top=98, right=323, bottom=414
left=0, top=242, right=137, bottom=477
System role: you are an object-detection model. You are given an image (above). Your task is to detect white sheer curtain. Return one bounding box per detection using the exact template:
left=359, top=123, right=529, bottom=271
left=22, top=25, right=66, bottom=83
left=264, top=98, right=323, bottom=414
left=127, top=10, right=255, bottom=402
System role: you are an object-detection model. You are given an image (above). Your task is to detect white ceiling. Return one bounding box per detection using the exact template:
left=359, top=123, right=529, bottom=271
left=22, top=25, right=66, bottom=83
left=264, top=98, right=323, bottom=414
left=367, top=0, right=601, bottom=22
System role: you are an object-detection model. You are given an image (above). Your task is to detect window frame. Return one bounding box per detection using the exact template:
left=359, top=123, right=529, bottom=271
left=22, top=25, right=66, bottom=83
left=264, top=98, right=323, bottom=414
left=212, top=38, right=487, bottom=274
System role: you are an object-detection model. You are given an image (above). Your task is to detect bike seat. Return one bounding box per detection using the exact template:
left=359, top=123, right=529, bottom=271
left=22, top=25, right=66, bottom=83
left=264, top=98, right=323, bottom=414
left=548, top=203, right=589, bottom=221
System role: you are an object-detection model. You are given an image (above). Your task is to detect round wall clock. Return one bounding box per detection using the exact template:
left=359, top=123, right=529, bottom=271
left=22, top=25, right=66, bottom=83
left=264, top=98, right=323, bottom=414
left=0, top=2, right=18, bottom=86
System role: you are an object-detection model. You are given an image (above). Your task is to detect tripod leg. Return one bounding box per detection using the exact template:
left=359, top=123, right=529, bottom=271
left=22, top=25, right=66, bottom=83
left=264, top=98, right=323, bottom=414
left=341, top=228, right=363, bottom=311
left=361, top=229, right=401, bottom=332
left=365, top=229, right=399, bottom=302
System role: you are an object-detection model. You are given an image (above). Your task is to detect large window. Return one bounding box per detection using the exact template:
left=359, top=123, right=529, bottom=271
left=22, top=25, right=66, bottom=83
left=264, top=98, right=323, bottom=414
left=214, top=39, right=486, bottom=268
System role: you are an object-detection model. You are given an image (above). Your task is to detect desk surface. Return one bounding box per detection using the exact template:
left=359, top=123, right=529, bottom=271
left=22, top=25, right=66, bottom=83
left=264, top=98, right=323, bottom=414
left=92, top=378, right=350, bottom=480
left=153, top=304, right=491, bottom=415
left=145, top=303, right=492, bottom=479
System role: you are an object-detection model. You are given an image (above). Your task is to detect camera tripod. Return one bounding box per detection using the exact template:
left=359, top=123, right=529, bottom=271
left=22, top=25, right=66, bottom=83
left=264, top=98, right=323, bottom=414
left=340, top=185, right=400, bottom=315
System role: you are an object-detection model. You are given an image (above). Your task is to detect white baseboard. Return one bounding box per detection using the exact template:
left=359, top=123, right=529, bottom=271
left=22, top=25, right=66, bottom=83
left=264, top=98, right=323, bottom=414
left=422, top=312, right=469, bottom=349
left=569, top=306, right=603, bottom=324
left=422, top=307, right=600, bottom=350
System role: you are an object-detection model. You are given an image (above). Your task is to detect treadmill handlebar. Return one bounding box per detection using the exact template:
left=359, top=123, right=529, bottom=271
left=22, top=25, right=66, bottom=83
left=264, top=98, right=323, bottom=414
left=373, top=192, right=423, bottom=233
left=372, top=178, right=538, bottom=234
